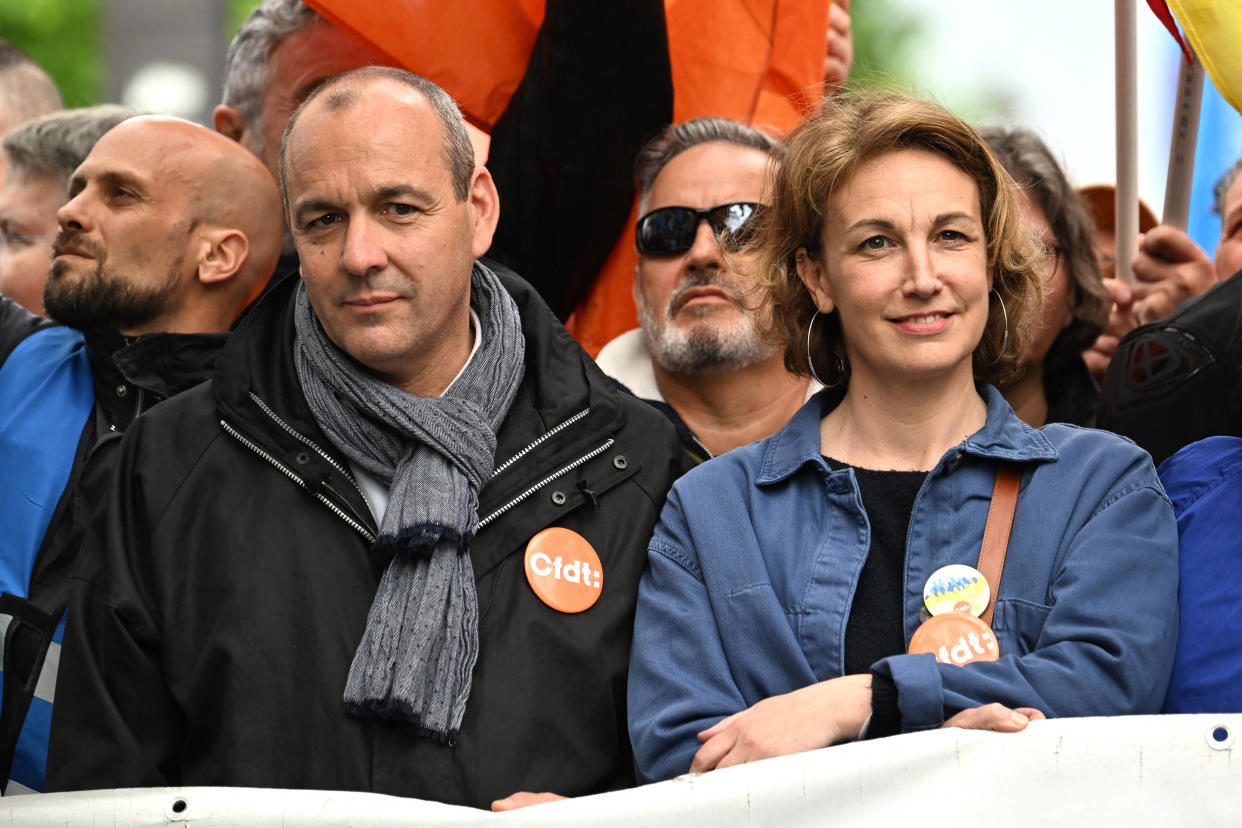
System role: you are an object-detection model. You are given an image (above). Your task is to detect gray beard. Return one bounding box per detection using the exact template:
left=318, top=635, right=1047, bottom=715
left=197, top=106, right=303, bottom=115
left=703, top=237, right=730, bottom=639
left=638, top=295, right=775, bottom=376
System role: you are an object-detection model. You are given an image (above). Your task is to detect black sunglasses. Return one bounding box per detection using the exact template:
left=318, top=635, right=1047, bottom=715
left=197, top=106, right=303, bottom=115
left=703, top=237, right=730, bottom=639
left=635, top=202, right=763, bottom=255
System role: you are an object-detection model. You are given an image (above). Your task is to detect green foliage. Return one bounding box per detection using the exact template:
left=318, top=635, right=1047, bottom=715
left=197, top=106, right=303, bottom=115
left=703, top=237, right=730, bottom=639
left=841, top=2, right=997, bottom=123
left=848, top=0, right=926, bottom=94
left=0, top=0, right=101, bottom=107
left=227, top=0, right=263, bottom=40
left=0, top=0, right=259, bottom=109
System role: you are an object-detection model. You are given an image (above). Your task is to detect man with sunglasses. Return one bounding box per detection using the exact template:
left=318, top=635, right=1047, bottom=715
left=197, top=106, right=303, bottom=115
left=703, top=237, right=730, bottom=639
left=597, top=117, right=820, bottom=463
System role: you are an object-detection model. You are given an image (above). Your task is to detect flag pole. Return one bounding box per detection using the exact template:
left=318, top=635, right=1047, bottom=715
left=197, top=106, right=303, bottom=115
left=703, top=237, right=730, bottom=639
left=1161, top=50, right=1204, bottom=230
left=1115, top=0, right=1139, bottom=285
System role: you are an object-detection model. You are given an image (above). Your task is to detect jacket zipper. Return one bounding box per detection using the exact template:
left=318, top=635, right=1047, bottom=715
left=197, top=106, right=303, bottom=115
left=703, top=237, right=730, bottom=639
left=219, top=418, right=377, bottom=543
left=247, top=392, right=369, bottom=504
left=491, top=408, right=589, bottom=477
left=477, top=438, right=615, bottom=529
left=225, top=396, right=606, bottom=539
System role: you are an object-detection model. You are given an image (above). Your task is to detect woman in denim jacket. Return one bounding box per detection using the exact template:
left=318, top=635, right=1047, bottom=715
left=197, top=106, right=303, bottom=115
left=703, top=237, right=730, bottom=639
left=628, top=94, right=1179, bottom=783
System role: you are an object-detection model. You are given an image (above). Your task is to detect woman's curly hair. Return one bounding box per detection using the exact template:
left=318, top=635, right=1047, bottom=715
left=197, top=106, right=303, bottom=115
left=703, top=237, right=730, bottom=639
left=752, top=93, right=1044, bottom=388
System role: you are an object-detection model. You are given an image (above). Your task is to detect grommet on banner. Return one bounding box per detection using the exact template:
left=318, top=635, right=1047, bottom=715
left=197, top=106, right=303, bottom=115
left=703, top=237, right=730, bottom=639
left=165, top=796, right=190, bottom=821
left=1206, top=724, right=1234, bottom=750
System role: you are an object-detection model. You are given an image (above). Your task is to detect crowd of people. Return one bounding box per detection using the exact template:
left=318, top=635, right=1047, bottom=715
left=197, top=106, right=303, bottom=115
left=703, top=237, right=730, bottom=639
left=0, top=0, right=1238, bottom=811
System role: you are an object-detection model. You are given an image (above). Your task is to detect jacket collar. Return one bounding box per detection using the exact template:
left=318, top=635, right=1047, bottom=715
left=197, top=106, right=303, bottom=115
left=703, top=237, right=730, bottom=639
left=84, top=329, right=227, bottom=393
left=108, top=332, right=228, bottom=397
left=84, top=328, right=228, bottom=430
left=596, top=329, right=663, bottom=401
left=757, top=383, right=1057, bottom=485
left=496, top=259, right=628, bottom=446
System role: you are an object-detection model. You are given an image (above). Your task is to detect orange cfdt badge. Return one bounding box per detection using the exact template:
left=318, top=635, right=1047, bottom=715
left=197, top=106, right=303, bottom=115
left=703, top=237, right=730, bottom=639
left=908, top=613, right=1000, bottom=666
left=524, top=527, right=603, bottom=614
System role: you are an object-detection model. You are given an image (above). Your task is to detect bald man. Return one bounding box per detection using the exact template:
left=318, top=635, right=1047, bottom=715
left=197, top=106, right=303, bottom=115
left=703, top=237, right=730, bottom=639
left=47, top=116, right=281, bottom=335
left=0, top=116, right=281, bottom=794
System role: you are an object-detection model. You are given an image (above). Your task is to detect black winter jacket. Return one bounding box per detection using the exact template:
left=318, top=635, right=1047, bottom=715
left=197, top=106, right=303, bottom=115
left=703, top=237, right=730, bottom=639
left=0, top=297, right=226, bottom=792
left=47, top=264, right=684, bottom=808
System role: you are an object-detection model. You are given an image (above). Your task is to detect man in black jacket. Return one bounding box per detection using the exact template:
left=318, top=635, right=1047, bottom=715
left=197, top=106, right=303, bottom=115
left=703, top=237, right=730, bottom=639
left=0, top=116, right=282, bottom=794
left=48, top=68, right=682, bottom=810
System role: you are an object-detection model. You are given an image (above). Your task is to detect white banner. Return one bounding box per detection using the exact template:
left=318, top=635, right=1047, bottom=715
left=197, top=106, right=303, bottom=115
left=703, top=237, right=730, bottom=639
left=6, top=714, right=1238, bottom=826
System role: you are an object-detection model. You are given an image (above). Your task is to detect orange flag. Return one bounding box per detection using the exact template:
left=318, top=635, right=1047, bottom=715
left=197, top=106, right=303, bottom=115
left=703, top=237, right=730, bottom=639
left=304, top=0, right=543, bottom=130
left=668, top=0, right=827, bottom=129
left=305, top=0, right=830, bottom=355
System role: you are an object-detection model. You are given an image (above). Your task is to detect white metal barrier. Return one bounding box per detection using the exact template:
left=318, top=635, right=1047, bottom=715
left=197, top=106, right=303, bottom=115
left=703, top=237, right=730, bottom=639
left=5, top=714, right=1237, bottom=826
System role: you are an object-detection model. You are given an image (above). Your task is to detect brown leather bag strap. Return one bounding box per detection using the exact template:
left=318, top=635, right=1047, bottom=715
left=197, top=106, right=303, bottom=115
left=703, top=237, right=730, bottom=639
left=976, top=466, right=1022, bottom=627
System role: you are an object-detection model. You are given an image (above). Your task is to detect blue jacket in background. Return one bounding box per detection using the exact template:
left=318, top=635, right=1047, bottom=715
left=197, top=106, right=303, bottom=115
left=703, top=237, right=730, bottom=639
left=629, top=385, right=1179, bottom=783
left=1158, top=435, right=1242, bottom=714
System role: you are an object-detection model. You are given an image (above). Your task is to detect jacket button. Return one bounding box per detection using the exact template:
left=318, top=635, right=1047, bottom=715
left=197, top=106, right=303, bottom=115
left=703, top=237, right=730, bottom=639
left=550, top=490, right=567, bottom=505
left=613, top=455, right=628, bottom=470
left=115, top=385, right=127, bottom=397
left=295, top=451, right=311, bottom=465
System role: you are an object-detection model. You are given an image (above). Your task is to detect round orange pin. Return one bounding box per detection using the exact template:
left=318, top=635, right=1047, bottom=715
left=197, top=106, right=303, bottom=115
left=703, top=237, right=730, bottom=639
left=908, top=613, right=1000, bottom=665
left=524, top=527, right=604, bottom=614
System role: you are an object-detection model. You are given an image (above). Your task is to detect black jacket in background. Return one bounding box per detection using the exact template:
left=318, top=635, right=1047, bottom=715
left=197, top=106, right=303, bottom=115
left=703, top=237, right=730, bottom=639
left=47, top=263, right=684, bottom=807
left=1098, top=269, right=1242, bottom=464
left=1043, top=354, right=1099, bottom=427
left=0, top=297, right=227, bottom=791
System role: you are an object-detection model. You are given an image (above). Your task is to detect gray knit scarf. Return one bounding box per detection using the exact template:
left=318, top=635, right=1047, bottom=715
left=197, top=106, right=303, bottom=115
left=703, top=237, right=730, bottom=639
left=292, top=262, right=525, bottom=743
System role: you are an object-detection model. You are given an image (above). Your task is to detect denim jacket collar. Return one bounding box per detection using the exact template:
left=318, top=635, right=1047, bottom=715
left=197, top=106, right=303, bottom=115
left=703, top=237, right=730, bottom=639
left=757, top=383, right=1057, bottom=485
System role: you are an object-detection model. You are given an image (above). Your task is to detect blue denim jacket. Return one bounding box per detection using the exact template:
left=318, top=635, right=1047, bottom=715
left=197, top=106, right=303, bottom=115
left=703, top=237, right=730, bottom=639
left=628, top=385, right=1178, bottom=783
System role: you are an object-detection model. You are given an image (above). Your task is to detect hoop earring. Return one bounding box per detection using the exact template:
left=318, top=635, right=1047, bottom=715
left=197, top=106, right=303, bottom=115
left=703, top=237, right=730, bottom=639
left=805, top=309, right=845, bottom=389
left=987, top=288, right=1010, bottom=367
left=806, top=310, right=826, bottom=385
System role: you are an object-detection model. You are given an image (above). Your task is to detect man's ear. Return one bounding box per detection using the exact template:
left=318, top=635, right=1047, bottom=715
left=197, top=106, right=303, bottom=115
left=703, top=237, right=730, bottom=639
left=213, top=105, right=249, bottom=144
left=468, top=166, right=501, bottom=259
left=796, top=248, right=835, bottom=314
left=195, top=227, right=250, bottom=286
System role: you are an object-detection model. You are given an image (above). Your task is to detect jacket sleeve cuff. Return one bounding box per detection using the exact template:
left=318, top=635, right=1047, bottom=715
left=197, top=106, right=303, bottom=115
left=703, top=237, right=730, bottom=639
left=870, top=652, right=946, bottom=731
left=864, top=669, right=901, bottom=739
